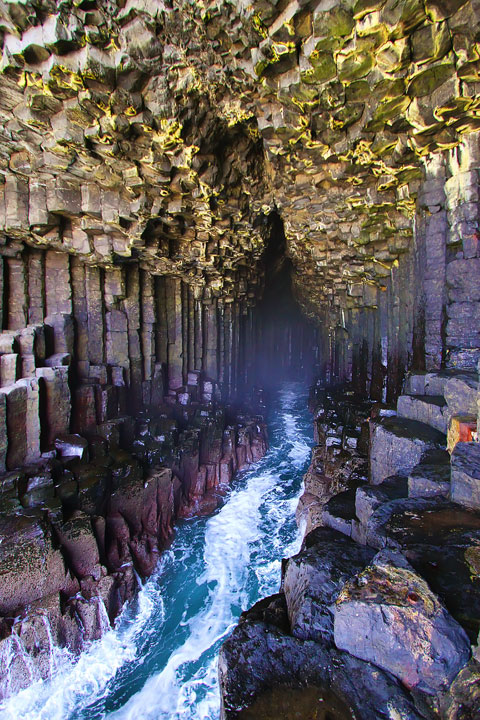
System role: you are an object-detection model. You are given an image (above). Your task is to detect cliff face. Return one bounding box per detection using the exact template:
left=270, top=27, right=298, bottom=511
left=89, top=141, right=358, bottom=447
left=0, top=0, right=480, bottom=707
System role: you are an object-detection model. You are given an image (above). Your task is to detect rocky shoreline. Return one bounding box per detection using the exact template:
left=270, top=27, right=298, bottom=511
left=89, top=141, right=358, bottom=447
left=220, top=374, right=480, bottom=720
left=0, top=382, right=268, bottom=701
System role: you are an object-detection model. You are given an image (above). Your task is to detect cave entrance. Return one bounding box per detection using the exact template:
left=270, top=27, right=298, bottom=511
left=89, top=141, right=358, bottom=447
left=253, top=211, right=318, bottom=390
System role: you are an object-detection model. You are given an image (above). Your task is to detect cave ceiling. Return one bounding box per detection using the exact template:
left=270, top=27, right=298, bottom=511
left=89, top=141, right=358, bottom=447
left=0, top=0, right=479, bottom=319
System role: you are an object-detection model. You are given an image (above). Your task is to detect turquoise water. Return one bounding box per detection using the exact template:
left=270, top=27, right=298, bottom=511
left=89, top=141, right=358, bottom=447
left=0, top=383, right=312, bottom=720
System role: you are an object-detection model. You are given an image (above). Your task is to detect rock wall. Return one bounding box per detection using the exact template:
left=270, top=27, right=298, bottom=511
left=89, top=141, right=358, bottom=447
left=0, top=233, right=321, bottom=460
left=313, top=134, right=480, bottom=405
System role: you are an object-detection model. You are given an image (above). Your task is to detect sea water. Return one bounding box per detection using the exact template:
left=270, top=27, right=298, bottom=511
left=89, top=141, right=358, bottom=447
left=0, top=382, right=313, bottom=720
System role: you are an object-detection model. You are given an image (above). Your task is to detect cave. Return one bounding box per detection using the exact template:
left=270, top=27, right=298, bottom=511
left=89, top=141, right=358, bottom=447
left=254, top=210, right=319, bottom=390
left=0, top=1, right=479, bottom=718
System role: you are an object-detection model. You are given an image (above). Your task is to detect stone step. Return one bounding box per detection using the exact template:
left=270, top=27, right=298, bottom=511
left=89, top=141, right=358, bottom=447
left=364, top=497, right=480, bottom=640
left=356, top=475, right=409, bottom=528
left=370, top=416, right=447, bottom=485
left=408, top=449, right=451, bottom=500
left=443, top=373, right=478, bottom=419
left=397, top=394, right=448, bottom=434
left=322, top=488, right=358, bottom=539
left=404, top=370, right=478, bottom=420
left=404, top=370, right=477, bottom=399
left=404, top=371, right=451, bottom=397
left=451, top=441, right=480, bottom=510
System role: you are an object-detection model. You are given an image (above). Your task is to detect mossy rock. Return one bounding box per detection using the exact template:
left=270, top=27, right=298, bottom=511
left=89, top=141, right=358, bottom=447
left=425, top=0, right=470, bottom=21
left=372, top=77, right=407, bottom=101
left=383, top=0, right=427, bottom=38
left=292, top=83, right=320, bottom=104
left=303, top=52, right=337, bottom=84
left=376, top=38, right=410, bottom=74
left=334, top=104, right=365, bottom=129
left=408, top=62, right=456, bottom=97
left=319, top=82, right=346, bottom=110
left=367, top=96, right=411, bottom=132
left=411, top=20, right=452, bottom=64
left=371, top=132, right=398, bottom=156
left=396, top=166, right=424, bottom=185
left=313, top=35, right=347, bottom=53
left=346, top=80, right=371, bottom=103
left=354, top=0, right=387, bottom=19
left=338, top=51, right=375, bottom=83
left=458, top=59, right=480, bottom=82
left=313, top=6, right=355, bottom=38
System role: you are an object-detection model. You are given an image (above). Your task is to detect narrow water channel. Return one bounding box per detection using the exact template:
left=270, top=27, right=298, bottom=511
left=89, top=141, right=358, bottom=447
left=0, top=382, right=313, bottom=720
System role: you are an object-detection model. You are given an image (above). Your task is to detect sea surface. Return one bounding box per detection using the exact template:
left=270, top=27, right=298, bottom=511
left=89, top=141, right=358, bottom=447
left=0, top=382, right=313, bottom=720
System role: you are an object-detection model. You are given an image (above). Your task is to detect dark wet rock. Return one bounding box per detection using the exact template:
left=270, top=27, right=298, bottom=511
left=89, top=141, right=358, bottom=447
left=334, top=550, right=471, bottom=695
left=356, top=475, right=408, bottom=527
left=408, top=454, right=451, bottom=499
left=55, top=434, right=88, bottom=460
left=232, top=686, right=353, bottom=720
left=383, top=502, right=480, bottom=642
left=397, top=394, right=448, bottom=433
left=238, top=593, right=291, bottom=634
left=321, top=488, right=359, bottom=538
left=451, top=442, right=480, bottom=510
left=365, top=496, right=449, bottom=551
left=282, top=528, right=374, bottom=644
left=437, top=658, right=480, bottom=720
left=298, top=391, right=372, bottom=536
left=370, top=416, right=446, bottom=485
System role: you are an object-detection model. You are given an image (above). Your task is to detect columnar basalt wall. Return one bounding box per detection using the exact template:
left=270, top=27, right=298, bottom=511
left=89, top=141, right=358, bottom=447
left=312, top=134, right=480, bottom=403
left=0, top=243, right=269, bottom=470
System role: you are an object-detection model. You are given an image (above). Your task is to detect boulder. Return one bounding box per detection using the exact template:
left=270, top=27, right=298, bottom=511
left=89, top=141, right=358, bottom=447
left=219, top=593, right=424, bottom=720
left=370, top=416, right=445, bottom=485
left=334, top=550, right=471, bottom=694
left=282, top=528, right=374, bottom=643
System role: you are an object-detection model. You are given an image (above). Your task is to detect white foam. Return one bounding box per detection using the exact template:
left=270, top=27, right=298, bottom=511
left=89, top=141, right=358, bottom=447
left=0, top=566, right=164, bottom=720
left=1, top=383, right=313, bottom=720
left=111, top=467, right=280, bottom=720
